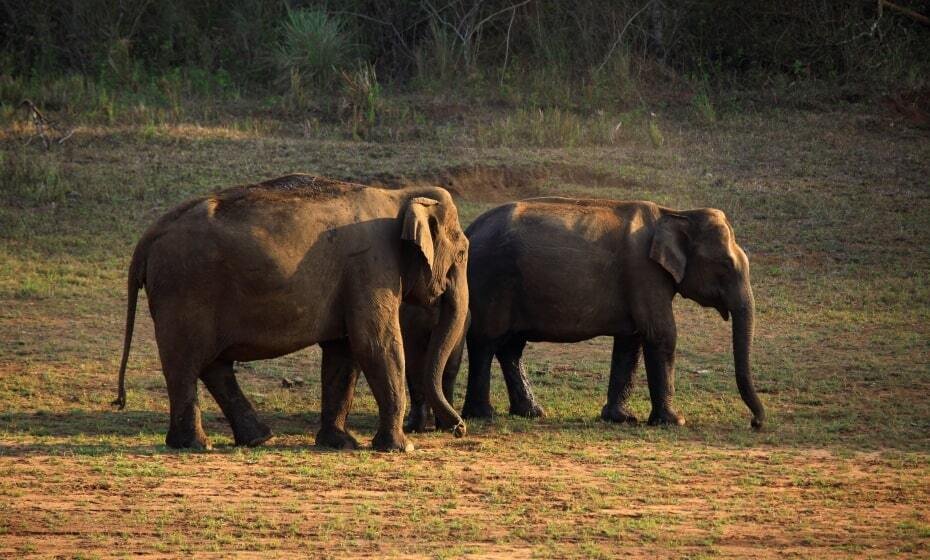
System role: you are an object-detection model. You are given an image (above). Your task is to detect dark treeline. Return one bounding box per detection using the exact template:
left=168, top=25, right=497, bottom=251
left=1, top=1, right=927, bottom=96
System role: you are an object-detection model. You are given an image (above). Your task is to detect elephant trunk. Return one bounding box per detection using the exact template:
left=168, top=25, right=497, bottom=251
left=731, top=290, right=765, bottom=429
left=423, top=264, right=468, bottom=437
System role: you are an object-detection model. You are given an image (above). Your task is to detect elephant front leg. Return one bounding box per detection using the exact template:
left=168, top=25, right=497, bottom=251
left=201, top=360, right=273, bottom=447
left=601, top=336, right=641, bottom=424
left=643, top=336, right=685, bottom=426
left=316, top=340, right=361, bottom=450
left=348, top=316, right=413, bottom=452
left=364, top=356, right=414, bottom=452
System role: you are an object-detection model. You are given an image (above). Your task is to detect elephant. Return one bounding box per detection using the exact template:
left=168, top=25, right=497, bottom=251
left=400, top=303, right=466, bottom=433
left=459, top=197, right=765, bottom=429
left=113, top=174, right=470, bottom=452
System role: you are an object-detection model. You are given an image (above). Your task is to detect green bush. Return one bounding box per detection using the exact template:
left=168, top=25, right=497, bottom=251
left=274, top=8, right=361, bottom=91
left=413, top=18, right=465, bottom=90
left=1, top=0, right=927, bottom=111
left=691, top=89, right=717, bottom=124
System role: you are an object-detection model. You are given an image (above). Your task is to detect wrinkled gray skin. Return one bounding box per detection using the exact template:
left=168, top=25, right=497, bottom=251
left=114, top=175, right=469, bottom=452
left=314, top=303, right=465, bottom=434
left=460, top=197, right=765, bottom=429
left=400, top=304, right=466, bottom=433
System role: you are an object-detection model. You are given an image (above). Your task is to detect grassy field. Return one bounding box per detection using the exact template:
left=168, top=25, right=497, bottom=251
left=1, top=101, right=929, bottom=558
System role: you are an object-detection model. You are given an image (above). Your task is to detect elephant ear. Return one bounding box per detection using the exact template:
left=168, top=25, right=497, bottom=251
left=649, top=214, right=689, bottom=284
left=402, top=197, right=441, bottom=274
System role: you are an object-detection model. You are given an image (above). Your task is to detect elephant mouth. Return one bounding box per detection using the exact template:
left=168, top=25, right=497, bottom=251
left=426, top=286, right=445, bottom=305
left=427, top=275, right=453, bottom=303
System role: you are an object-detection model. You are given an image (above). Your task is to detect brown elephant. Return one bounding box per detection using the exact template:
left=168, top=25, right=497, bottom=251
left=114, top=174, right=469, bottom=452
left=400, top=303, right=466, bottom=433
left=459, top=197, right=765, bottom=429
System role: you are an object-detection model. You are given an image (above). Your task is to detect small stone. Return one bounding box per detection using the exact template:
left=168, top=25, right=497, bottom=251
left=293, top=377, right=305, bottom=386
left=282, top=377, right=294, bottom=388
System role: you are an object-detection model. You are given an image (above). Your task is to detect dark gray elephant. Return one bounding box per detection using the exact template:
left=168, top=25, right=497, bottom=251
left=114, top=174, right=469, bottom=452
left=459, top=197, right=765, bottom=429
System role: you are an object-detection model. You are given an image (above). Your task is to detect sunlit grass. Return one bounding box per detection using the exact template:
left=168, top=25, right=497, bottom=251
left=0, top=103, right=928, bottom=556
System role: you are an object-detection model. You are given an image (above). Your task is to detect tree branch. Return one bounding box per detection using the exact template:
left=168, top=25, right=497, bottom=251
left=596, top=0, right=654, bottom=74
left=881, top=0, right=930, bottom=25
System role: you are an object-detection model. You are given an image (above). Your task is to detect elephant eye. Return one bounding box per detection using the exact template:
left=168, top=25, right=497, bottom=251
left=455, top=250, right=465, bottom=263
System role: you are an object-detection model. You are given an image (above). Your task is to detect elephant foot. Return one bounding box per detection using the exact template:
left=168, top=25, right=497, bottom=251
left=404, top=407, right=431, bottom=434
left=315, top=427, right=359, bottom=450
left=461, top=400, right=495, bottom=420
left=601, top=404, right=639, bottom=424
left=510, top=400, right=546, bottom=418
left=166, top=427, right=212, bottom=451
left=233, top=421, right=274, bottom=447
left=371, top=429, right=414, bottom=453
left=647, top=408, right=686, bottom=427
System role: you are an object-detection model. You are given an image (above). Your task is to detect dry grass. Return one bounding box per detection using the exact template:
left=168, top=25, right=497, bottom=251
left=1, top=103, right=928, bottom=557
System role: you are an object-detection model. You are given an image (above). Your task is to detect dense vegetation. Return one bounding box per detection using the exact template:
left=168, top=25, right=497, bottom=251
left=2, top=1, right=927, bottom=121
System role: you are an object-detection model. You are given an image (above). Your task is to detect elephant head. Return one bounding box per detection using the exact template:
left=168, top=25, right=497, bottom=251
left=650, top=208, right=765, bottom=428
left=401, top=194, right=470, bottom=435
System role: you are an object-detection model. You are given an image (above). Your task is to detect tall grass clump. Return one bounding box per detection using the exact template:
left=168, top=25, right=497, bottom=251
left=274, top=8, right=360, bottom=93
left=0, top=149, right=67, bottom=207
left=413, top=18, right=468, bottom=91
left=340, top=63, right=382, bottom=138
left=587, top=49, right=641, bottom=110
left=691, top=89, right=717, bottom=124
left=647, top=115, right=664, bottom=148
left=477, top=108, right=629, bottom=148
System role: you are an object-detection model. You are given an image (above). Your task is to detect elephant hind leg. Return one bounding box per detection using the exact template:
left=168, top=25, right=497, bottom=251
left=461, top=336, right=495, bottom=419
left=496, top=337, right=545, bottom=418
left=162, top=360, right=211, bottom=450
left=316, top=339, right=361, bottom=450
left=201, top=360, right=272, bottom=447
left=153, top=305, right=215, bottom=450
left=601, top=335, right=642, bottom=424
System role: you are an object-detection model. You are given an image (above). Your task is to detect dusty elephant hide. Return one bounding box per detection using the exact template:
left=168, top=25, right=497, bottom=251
left=114, top=174, right=470, bottom=452
left=459, top=197, right=765, bottom=430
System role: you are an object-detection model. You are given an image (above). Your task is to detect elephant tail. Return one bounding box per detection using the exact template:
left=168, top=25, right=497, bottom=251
left=113, top=243, right=146, bottom=410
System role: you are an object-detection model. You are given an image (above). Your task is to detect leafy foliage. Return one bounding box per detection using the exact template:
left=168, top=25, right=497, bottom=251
left=1, top=1, right=926, bottom=96
left=274, top=8, right=360, bottom=91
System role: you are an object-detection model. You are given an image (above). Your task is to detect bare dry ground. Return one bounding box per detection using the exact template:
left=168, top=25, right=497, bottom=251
left=1, top=105, right=929, bottom=558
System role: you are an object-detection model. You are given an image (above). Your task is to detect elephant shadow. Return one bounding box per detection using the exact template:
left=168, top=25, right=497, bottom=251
left=0, top=408, right=382, bottom=457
